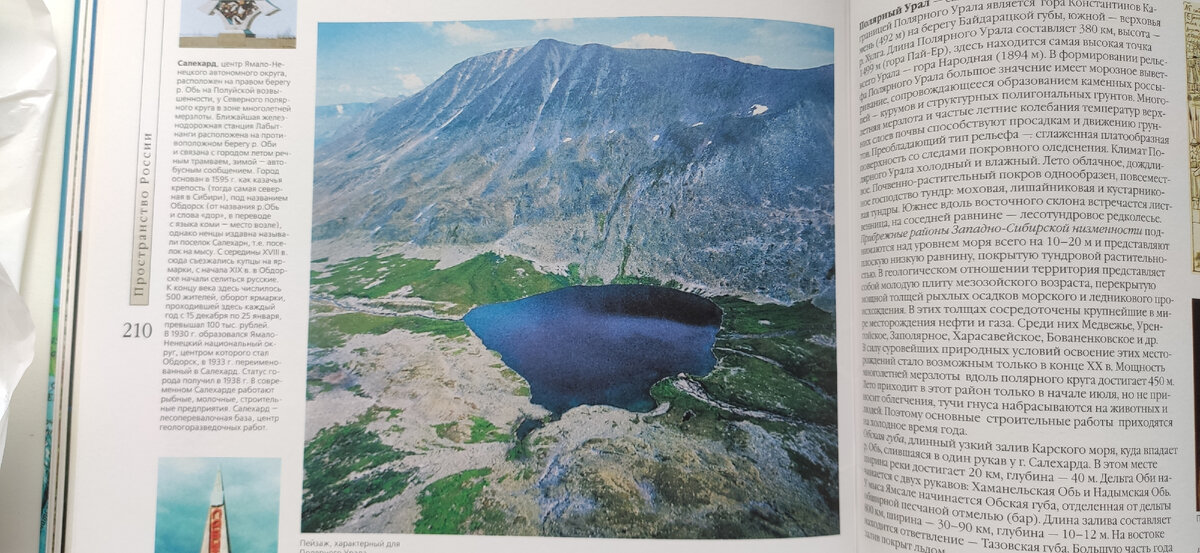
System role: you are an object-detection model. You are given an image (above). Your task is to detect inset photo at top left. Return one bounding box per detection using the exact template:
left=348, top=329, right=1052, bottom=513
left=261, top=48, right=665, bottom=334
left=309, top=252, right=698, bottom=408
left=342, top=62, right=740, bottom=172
left=180, top=0, right=296, bottom=49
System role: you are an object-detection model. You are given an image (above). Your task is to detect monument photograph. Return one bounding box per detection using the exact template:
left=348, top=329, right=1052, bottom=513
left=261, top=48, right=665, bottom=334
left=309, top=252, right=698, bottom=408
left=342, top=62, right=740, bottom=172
left=180, top=0, right=296, bottom=48
left=154, top=457, right=281, bottom=553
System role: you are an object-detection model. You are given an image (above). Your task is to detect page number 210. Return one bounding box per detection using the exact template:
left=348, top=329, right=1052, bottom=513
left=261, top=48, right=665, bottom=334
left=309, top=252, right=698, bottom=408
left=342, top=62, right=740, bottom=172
left=122, top=322, right=152, bottom=338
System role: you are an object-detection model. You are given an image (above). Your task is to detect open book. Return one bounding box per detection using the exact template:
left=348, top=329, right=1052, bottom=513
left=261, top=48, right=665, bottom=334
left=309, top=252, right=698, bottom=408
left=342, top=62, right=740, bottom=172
left=44, top=0, right=1200, bottom=551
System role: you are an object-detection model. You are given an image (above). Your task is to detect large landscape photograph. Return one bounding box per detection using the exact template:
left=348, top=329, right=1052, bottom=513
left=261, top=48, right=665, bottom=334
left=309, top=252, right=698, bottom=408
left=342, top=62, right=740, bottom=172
left=305, top=17, right=837, bottom=538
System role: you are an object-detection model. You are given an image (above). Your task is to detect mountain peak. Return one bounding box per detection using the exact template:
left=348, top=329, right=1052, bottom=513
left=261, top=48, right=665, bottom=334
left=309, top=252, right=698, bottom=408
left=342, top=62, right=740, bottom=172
left=525, top=37, right=580, bottom=59
left=533, top=37, right=569, bottom=47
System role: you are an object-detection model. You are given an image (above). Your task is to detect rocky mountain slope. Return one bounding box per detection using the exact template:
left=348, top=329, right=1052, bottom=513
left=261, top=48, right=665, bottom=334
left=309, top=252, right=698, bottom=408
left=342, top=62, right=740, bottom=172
left=312, top=39, right=834, bottom=303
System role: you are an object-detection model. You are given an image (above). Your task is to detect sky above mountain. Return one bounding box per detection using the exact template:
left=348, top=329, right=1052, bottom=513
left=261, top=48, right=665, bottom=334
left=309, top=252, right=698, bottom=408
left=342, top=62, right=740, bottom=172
left=317, top=17, right=833, bottom=105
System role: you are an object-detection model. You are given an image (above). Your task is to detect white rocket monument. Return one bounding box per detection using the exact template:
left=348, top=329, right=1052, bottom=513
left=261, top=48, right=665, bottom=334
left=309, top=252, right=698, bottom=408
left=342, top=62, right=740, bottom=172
left=200, top=470, right=232, bottom=553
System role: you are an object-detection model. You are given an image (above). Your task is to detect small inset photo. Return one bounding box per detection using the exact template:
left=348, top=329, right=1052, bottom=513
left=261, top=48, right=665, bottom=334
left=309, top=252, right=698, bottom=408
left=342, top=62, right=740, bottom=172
left=180, top=0, right=296, bottom=49
left=155, top=457, right=280, bottom=553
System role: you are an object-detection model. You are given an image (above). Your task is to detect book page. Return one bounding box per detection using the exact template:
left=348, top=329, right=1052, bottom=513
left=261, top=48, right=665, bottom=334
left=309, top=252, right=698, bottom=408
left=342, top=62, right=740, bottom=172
left=850, top=0, right=1200, bottom=550
left=54, top=1, right=856, bottom=552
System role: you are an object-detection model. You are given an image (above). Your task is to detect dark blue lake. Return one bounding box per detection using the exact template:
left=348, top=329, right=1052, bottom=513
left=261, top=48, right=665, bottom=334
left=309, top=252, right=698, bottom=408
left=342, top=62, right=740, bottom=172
left=463, top=285, right=722, bottom=415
